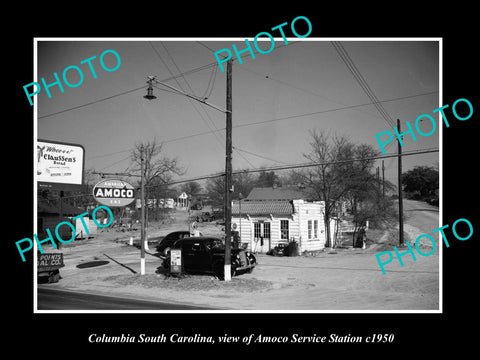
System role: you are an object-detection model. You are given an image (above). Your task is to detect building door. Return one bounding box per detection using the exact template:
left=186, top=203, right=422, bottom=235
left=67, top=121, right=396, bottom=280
left=253, top=222, right=271, bottom=253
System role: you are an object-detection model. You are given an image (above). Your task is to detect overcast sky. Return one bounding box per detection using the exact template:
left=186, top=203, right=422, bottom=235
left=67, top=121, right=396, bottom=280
left=36, top=38, right=440, bottom=186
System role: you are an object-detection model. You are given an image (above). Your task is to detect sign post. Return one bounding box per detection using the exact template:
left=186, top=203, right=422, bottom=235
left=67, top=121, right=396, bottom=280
left=36, top=139, right=85, bottom=279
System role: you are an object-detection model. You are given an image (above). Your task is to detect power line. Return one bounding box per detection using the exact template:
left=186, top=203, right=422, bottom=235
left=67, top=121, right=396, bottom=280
left=149, top=42, right=225, bottom=151
left=157, top=42, right=255, bottom=169
left=331, top=41, right=396, bottom=129
left=201, top=64, right=218, bottom=100
left=233, top=146, right=288, bottom=165
left=160, top=42, right=222, bottom=128
left=238, top=65, right=386, bottom=121
left=87, top=148, right=131, bottom=160
left=147, top=147, right=439, bottom=188
left=196, top=41, right=217, bottom=55
left=38, top=56, right=221, bottom=120
left=38, top=85, right=147, bottom=119
left=97, top=154, right=131, bottom=171
left=85, top=90, right=437, bottom=162
left=232, top=91, right=438, bottom=130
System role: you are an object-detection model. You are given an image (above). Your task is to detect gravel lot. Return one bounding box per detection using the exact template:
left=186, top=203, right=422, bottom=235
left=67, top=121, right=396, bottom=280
left=37, top=208, right=440, bottom=311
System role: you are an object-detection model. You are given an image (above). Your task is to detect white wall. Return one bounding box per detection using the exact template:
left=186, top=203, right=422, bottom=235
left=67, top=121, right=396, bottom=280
left=232, top=200, right=326, bottom=253
left=231, top=215, right=292, bottom=253
left=293, top=200, right=326, bottom=252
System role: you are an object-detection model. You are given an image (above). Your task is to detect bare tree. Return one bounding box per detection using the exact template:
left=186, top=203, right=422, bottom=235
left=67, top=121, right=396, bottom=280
left=205, top=170, right=255, bottom=208
left=299, top=130, right=355, bottom=247
left=205, top=175, right=225, bottom=208
left=299, top=130, right=392, bottom=248
left=130, top=139, right=183, bottom=185
left=130, top=139, right=184, bottom=221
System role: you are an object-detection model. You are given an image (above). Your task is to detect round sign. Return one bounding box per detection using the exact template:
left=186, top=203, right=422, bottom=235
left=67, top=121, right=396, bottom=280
left=191, top=221, right=198, bottom=230
left=93, top=179, right=135, bottom=207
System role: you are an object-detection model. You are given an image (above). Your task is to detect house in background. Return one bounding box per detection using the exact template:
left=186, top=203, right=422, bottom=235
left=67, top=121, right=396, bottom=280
left=177, top=192, right=189, bottom=210
left=37, top=199, right=85, bottom=241
left=231, top=187, right=327, bottom=254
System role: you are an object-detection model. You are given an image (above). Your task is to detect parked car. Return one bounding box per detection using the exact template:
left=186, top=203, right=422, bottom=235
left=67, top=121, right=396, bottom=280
left=162, top=237, right=256, bottom=279
left=156, top=231, right=194, bottom=257
left=196, top=211, right=215, bottom=222
left=266, top=241, right=299, bottom=257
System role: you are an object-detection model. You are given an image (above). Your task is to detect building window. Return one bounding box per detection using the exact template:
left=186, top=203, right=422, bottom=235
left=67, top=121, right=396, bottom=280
left=308, top=220, right=312, bottom=239
left=280, top=220, right=289, bottom=240
left=254, top=222, right=271, bottom=240
left=254, top=222, right=261, bottom=239
left=263, top=222, right=271, bottom=239
left=314, top=220, right=318, bottom=238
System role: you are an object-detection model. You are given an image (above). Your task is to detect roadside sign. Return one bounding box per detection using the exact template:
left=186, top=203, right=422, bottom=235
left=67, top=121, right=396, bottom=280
left=37, top=253, right=65, bottom=272
left=37, top=139, right=85, bottom=191
left=93, top=178, right=135, bottom=207
left=170, top=249, right=182, bottom=274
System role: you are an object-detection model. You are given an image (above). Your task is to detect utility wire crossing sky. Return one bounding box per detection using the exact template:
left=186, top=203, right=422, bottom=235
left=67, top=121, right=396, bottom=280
left=36, top=39, right=440, bottom=185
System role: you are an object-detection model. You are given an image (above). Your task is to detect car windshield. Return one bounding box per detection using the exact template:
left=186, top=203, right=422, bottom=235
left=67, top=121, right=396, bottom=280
left=209, top=239, right=224, bottom=249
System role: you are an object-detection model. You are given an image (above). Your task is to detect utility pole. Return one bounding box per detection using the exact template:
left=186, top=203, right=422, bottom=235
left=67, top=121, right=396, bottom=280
left=376, top=166, right=380, bottom=206
left=140, top=146, right=146, bottom=275
left=382, top=160, right=385, bottom=200
left=397, top=119, right=404, bottom=246
left=58, top=190, right=64, bottom=249
left=224, top=59, right=233, bottom=281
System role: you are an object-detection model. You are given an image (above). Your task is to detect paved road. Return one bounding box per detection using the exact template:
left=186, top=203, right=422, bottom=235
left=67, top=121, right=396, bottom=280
left=37, top=287, right=216, bottom=310
left=403, top=199, right=440, bottom=233
left=401, top=199, right=440, bottom=246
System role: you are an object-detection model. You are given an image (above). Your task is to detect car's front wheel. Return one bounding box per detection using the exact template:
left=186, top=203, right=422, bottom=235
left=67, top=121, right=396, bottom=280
left=163, top=247, right=171, bottom=257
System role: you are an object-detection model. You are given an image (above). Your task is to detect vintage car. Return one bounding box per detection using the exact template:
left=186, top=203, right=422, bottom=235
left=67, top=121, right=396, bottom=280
left=162, top=236, right=256, bottom=279
left=155, top=231, right=200, bottom=257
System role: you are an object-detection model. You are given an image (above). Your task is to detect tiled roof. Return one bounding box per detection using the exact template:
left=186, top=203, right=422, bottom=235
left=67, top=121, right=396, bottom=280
left=232, top=200, right=293, bottom=216
left=246, top=187, right=309, bottom=201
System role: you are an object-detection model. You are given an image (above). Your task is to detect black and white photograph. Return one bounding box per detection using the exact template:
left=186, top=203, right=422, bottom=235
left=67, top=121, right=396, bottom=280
left=33, top=38, right=441, bottom=312
left=7, top=7, right=478, bottom=354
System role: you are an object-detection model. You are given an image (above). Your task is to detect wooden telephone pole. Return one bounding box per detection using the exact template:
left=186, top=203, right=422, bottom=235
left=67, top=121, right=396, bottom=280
left=140, top=145, right=146, bottom=275
left=397, top=119, right=404, bottom=246
left=224, top=59, right=233, bottom=281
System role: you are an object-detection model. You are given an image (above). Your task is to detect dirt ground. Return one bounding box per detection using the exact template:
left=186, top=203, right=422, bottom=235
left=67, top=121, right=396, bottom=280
left=37, top=208, right=440, bottom=311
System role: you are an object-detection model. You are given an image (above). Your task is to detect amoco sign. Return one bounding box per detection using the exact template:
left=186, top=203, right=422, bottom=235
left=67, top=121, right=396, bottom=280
left=93, top=179, right=135, bottom=207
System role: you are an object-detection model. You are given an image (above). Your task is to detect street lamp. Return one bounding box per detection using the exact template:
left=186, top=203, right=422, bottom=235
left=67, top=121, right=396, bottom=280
left=143, top=84, right=156, bottom=100
left=143, top=78, right=157, bottom=100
